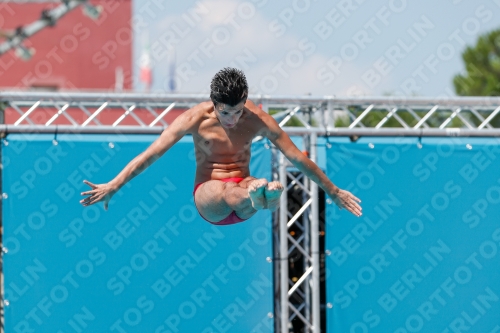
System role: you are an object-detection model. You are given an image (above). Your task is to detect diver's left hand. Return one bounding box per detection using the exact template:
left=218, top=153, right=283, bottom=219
left=331, top=189, right=362, bottom=217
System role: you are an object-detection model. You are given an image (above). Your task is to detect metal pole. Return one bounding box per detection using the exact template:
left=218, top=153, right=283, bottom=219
left=0, top=0, right=86, bottom=56
left=279, top=153, right=289, bottom=333
left=326, top=99, right=333, bottom=129
left=303, top=134, right=311, bottom=328
left=2, top=91, right=500, bottom=107
left=4, top=125, right=500, bottom=137
left=310, top=133, right=320, bottom=332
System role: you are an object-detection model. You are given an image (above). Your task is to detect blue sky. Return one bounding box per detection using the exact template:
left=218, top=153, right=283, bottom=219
left=132, top=0, right=500, bottom=97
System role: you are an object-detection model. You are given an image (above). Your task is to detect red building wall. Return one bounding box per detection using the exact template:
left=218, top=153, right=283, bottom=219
left=0, top=0, right=132, bottom=91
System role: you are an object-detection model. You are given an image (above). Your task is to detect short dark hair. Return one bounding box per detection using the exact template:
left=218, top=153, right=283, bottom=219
left=210, top=67, right=248, bottom=107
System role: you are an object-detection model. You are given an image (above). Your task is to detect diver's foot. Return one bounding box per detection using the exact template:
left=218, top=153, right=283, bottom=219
left=264, top=181, right=284, bottom=212
left=248, top=179, right=268, bottom=210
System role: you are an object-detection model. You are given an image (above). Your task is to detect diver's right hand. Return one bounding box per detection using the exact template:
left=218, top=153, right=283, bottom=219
left=80, top=180, right=117, bottom=210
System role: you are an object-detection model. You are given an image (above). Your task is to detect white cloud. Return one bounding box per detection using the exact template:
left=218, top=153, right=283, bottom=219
left=141, top=0, right=391, bottom=96
left=245, top=53, right=377, bottom=96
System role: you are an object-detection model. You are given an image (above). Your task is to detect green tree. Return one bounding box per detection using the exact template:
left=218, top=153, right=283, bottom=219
left=454, top=29, right=500, bottom=96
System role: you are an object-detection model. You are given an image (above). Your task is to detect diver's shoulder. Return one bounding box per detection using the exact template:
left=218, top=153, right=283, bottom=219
left=245, top=99, right=266, bottom=115
left=184, top=101, right=213, bottom=119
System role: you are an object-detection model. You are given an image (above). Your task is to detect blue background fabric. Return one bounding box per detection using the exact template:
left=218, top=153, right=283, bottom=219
left=2, top=133, right=274, bottom=333
left=325, top=137, right=500, bottom=333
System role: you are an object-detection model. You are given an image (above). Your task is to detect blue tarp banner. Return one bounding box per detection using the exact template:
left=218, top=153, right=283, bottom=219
left=2, top=134, right=274, bottom=333
left=325, top=137, right=500, bottom=333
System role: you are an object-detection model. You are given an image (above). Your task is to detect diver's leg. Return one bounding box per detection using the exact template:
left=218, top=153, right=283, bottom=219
left=195, top=177, right=268, bottom=221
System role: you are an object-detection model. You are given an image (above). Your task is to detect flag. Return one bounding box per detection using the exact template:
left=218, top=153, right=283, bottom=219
left=139, top=47, right=152, bottom=90
left=139, top=30, right=152, bottom=91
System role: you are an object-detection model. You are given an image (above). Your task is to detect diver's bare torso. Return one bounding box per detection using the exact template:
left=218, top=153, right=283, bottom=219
left=190, top=100, right=266, bottom=184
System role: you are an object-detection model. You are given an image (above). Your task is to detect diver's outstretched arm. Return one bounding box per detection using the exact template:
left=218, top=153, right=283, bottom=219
left=80, top=103, right=202, bottom=210
left=247, top=100, right=362, bottom=217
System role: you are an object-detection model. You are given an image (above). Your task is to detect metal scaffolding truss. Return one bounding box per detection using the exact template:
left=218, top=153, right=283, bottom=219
left=0, top=0, right=101, bottom=58
left=1, top=92, right=500, bottom=136
left=1, top=92, right=500, bottom=333
left=273, top=134, right=321, bottom=333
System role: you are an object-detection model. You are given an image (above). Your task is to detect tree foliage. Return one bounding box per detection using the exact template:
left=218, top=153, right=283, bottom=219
left=454, top=29, right=500, bottom=96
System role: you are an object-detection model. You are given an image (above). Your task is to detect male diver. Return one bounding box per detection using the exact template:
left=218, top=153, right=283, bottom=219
left=80, top=68, right=362, bottom=224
